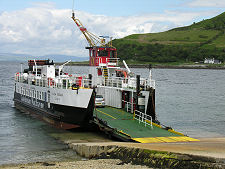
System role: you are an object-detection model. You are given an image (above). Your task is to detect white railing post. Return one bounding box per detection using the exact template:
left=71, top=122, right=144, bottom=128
left=134, top=110, right=153, bottom=129
left=138, top=112, right=141, bottom=123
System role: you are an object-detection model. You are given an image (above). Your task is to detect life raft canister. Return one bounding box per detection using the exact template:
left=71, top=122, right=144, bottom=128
left=48, top=78, right=54, bottom=86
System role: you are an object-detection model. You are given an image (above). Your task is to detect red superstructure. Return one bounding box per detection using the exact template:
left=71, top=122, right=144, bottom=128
left=87, top=47, right=117, bottom=66
left=71, top=12, right=117, bottom=66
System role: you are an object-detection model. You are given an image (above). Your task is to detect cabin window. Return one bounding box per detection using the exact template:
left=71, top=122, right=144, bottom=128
left=97, top=69, right=102, bottom=76
left=39, top=92, right=42, bottom=100
left=98, top=50, right=108, bottom=57
left=16, top=85, right=19, bottom=93
left=110, top=51, right=115, bottom=58
left=42, top=92, right=45, bottom=101
left=36, top=91, right=39, bottom=99
left=30, top=90, right=32, bottom=98
left=26, top=89, right=29, bottom=96
left=92, top=50, right=96, bottom=57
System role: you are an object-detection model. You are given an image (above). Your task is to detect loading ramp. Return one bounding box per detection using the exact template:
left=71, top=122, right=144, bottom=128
left=93, top=107, right=199, bottom=143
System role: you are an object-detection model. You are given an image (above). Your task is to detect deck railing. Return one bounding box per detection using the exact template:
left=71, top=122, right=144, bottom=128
left=120, top=99, right=153, bottom=129
left=134, top=110, right=153, bottom=128
left=15, top=72, right=155, bottom=90
left=106, top=58, right=119, bottom=66
left=98, top=77, right=155, bottom=89
left=97, top=57, right=119, bottom=67
left=122, top=100, right=134, bottom=113
left=15, top=73, right=92, bottom=89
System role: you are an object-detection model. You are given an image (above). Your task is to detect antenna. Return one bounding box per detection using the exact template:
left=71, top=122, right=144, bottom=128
left=72, top=0, right=75, bottom=18
left=72, top=0, right=75, bottom=13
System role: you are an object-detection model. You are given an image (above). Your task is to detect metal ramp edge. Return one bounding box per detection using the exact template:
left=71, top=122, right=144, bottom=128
left=132, top=136, right=200, bottom=143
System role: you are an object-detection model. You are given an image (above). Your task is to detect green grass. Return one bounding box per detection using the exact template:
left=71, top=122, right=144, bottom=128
left=206, top=33, right=225, bottom=48
left=125, top=30, right=221, bottom=44
left=69, top=61, right=89, bottom=65
left=113, top=12, right=225, bottom=63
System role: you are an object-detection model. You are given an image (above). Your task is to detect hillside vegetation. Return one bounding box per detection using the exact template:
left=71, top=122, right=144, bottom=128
left=113, top=12, right=225, bottom=63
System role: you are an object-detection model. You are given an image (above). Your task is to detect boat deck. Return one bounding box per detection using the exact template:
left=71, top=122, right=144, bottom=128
left=94, top=107, right=199, bottom=143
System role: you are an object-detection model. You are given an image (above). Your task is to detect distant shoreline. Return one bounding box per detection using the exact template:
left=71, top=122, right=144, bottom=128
left=64, top=63, right=225, bottom=70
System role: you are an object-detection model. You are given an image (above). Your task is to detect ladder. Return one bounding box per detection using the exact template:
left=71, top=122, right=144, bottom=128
left=102, top=67, right=108, bottom=79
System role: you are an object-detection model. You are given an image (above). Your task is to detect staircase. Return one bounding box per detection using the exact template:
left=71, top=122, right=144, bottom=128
left=102, top=67, right=108, bottom=79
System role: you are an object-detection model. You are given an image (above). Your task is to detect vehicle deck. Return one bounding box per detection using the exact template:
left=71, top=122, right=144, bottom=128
left=94, top=106, right=199, bottom=143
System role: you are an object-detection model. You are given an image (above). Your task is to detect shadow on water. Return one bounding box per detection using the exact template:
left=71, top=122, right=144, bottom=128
left=49, top=120, right=120, bottom=144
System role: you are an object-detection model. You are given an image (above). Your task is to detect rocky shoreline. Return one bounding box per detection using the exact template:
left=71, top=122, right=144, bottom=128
left=1, top=137, right=225, bottom=169
left=0, top=159, right=150, bottom=169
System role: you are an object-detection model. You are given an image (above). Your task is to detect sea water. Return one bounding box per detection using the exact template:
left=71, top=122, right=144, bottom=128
left=0, top=62, right=225, bottom=165
left=0, top=62, right=80, bottom=165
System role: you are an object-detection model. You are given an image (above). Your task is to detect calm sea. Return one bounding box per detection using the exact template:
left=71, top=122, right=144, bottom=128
left=0, top=61, right=225, bottom=165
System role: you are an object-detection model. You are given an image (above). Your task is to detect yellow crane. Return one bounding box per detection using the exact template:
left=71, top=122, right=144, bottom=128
left=71, top=12, right=113, bottom=48
left=71, top=2, right=117, bottom=67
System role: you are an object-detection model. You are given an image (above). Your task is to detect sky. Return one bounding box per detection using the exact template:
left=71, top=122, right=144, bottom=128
left=0, top=0, right=224, bottom=57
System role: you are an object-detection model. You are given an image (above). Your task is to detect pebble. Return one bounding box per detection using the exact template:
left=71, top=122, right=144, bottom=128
left=0, top=159, right=152, bottom=169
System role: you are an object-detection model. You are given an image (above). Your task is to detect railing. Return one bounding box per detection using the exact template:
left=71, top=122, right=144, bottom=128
left=122, top=100, right=134, bottom=113
left=98, top=76, right=155, bottom=89
left=120, top=99, right=153, bottom=129
left=106, top=58, right=119, bottom=66
left=101, top=77, right=123, bottom=88
left=97, top=57, right=119, bottom=67
left=134, top=110, right=153, bottom=128
left=15, top=72, right=155, bottom=90
left=15, top=73, right=92, bottom=89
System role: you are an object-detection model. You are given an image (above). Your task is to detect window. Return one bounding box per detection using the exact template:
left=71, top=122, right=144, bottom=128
left=16, top=85, right=19, bottom=93
left=98, top=50, right=108, bottom=57
left=39, top=92, right=42, bottom=100
left=42, top=92, right=45, bottom=101
left=36, top=91, right=39, bottom=99
left=26, top=89, right=29, bottom=96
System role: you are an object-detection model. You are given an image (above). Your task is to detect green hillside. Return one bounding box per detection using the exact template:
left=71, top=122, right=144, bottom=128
left=113, top=12, right=225, bottom=63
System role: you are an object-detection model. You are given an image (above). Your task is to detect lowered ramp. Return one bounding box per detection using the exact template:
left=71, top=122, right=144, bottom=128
left=94, top=107, right=199, bottom=143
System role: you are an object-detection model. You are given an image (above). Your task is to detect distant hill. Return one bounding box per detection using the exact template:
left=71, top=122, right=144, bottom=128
left=0, top=53, right=88, bottom=62
left=113, top=12, right=225, bottom=63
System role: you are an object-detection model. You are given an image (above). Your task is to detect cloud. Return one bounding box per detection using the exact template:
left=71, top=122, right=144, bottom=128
left=187, top=0, right=225, bottom=7
left=0, top=3, right=222, bottom=57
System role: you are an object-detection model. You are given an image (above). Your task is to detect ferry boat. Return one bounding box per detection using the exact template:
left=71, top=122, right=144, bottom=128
left=13, top=11, right=156, bottom=130
left=14, top=59, right=95, bottom=129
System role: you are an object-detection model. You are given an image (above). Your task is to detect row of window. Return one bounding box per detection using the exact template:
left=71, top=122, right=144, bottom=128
left=16, top=85, right=46, bottom=101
